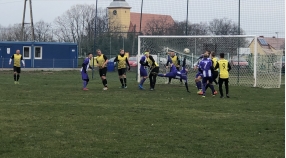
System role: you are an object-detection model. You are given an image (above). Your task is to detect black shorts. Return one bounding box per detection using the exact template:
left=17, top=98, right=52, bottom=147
left=219, top=78, right=229, bottom=85
left=13, top=66, right=21, bottom=73
left=99, top=67, right=107, bottom=77
left=151, top=67, right=159, bottom=74
left=118, top=68, right=126, bottom=76
left=212, top=71, right=218, bottom=79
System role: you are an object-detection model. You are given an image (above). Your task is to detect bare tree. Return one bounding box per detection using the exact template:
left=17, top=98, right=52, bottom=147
left=208, top=18, right=244, bottom=35
left=144, top=16, right=174, bottom=35
left=34, top=20, right=54, bottom=42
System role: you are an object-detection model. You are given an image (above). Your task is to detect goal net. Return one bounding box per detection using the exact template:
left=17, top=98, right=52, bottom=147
left=137, top=35, right=283, bottom=88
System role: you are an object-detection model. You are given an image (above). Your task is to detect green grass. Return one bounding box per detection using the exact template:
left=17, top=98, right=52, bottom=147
left=0, top=71, right=284, bottom=158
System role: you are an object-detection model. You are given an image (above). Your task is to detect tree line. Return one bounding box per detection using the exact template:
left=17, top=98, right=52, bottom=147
left=0, top=4, right=246, bottom=57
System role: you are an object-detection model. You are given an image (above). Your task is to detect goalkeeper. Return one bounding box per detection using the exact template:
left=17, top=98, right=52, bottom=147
left=158, top=56, right=190, bottom=93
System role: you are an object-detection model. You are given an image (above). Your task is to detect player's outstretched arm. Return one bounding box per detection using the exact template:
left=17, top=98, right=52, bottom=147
left=228, top=62, right=232, bottom=71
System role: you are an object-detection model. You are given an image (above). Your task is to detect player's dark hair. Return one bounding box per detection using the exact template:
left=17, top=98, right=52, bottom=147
left=87, top=53, right=92, bottom=56
left=220, top=53, right=225, bottom=58
left=205, top=50, right=211, bottom=55
left=211, top=51, right=215, bottom=57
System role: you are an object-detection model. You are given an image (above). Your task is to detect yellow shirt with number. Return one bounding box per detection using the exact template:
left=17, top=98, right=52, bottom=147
left=218, top=59, right=229, bottom=79
left=96, top=54, right=107, bottom=68
left=117, top=55, right=128, bottom=69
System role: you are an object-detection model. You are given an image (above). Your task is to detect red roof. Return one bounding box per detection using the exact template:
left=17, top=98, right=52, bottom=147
left=129, top=12, right=174, bottom=34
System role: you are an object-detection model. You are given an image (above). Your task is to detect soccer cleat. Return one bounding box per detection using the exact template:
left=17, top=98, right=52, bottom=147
left=214, top=91, right=218, bottom=95
left=226, top=95, right=230, bottom=98
left=124, top=86, right=127, bottom=89
left=103, top=87, right=108, bottom=90
left=197, top=89, right=203, bottom=95
left=119, top=86, right=124, bottom=89
left=82, top=88, right=89, bottom=91
left=150, top=88, right=154, bottom=91
left=138, top=84, right=144, bottom=90
left=14, top=81, right=17, bottom=84
left=202, top=95, right=206, bottom=98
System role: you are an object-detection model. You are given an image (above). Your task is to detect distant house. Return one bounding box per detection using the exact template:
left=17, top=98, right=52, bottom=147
left=249, top=36, right=285, bottom=55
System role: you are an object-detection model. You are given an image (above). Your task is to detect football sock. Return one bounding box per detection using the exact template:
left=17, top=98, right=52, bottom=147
left=202, top=83, right=206, bottom=94
left=185, top=82, right=189, bottom=92
left=225, top=84, right=229, bottom=95
left=196, top=81, right=202, bottom=90
left=140, top=78, right=146, bottom=85
left=14, top=74, right=16, bottom=81
left=17, top=74, right=20, bottom=81
left=209, top=84, right=215, bottom=94
left=124, top=78, right=127, bottom=86
left=102, top=79, right=108, bottom=87
left=120, top=78, right=124, bottom=86
left=153, top=76, right=157, bottom=88
left=83, top=81, right=87, bottom=88
left=205, top=84, right=209, bottom=91
left=149, top=75, right=153, bottom=88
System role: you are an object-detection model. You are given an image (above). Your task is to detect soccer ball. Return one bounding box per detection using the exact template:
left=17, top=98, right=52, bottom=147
left=184, top=48, right=190, bottom=54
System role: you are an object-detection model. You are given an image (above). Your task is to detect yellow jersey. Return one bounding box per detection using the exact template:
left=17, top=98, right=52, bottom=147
left=117, top=55, right=128, bottom=69
left=218, top=59, right=229, bottom=79
left=11, top=54, right=23, bottom=67
left=212, top=57, right=218, bottom=71
left=170, top=56, right=179, bottom=67
left=96, top=54, right=107, bottom=68
left=147, top=56, right=159, bottom=67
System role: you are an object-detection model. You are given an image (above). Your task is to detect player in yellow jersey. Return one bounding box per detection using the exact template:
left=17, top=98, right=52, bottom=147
left=9, top=50, right=25, bottom=84
left=146, top=50, right=160, bottom=91
left=96, top=49, right=109, bottom=90
left=214, top=53, right=232, bottom=98
left=114, top=49, right=130, bottom=88
left=166, top=51, right=182, bottom=84
left=211, top=51, right=219, bottom=85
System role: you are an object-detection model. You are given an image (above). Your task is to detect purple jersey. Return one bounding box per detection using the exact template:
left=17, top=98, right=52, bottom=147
left=199, top=58, right=212, bottom=77
left=81, top=57, right=90, bottom=73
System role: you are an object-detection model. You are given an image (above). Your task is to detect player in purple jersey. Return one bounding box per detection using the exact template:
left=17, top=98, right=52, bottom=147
left=138, top=51, right=150, bottom=90
left=81, top=53, right=93, bottom=91
left=194, top=54, right=204, bottom=94
left=198, top=53, right=216, bottom=97
left=158, top=56, right=190, bottom=93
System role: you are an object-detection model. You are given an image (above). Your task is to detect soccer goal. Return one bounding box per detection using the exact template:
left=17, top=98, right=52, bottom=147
left=137, top=35, right=283, bottom=88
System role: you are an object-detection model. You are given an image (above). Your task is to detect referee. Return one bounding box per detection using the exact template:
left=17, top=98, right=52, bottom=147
left=9, top=50, right=25, bottom=84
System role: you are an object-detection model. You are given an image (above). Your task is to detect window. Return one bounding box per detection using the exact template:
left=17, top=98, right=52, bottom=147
left=34, top=46, right=42, bottom=59
left=23, top=46, right=31, bottom=59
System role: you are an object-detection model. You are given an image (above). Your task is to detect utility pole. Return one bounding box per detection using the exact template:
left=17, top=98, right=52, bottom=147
left=21, top=0, right=35, bottom=41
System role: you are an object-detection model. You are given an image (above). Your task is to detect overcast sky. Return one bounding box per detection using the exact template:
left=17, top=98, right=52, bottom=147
left=0, top=0, right=284, bottom=37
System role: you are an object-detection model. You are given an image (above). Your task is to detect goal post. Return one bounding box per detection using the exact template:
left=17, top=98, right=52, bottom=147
left=137, top=35, right=283, bottom=88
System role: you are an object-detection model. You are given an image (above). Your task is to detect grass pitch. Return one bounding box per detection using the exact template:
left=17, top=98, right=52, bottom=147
left=0, top=71, right=284, bottom=158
